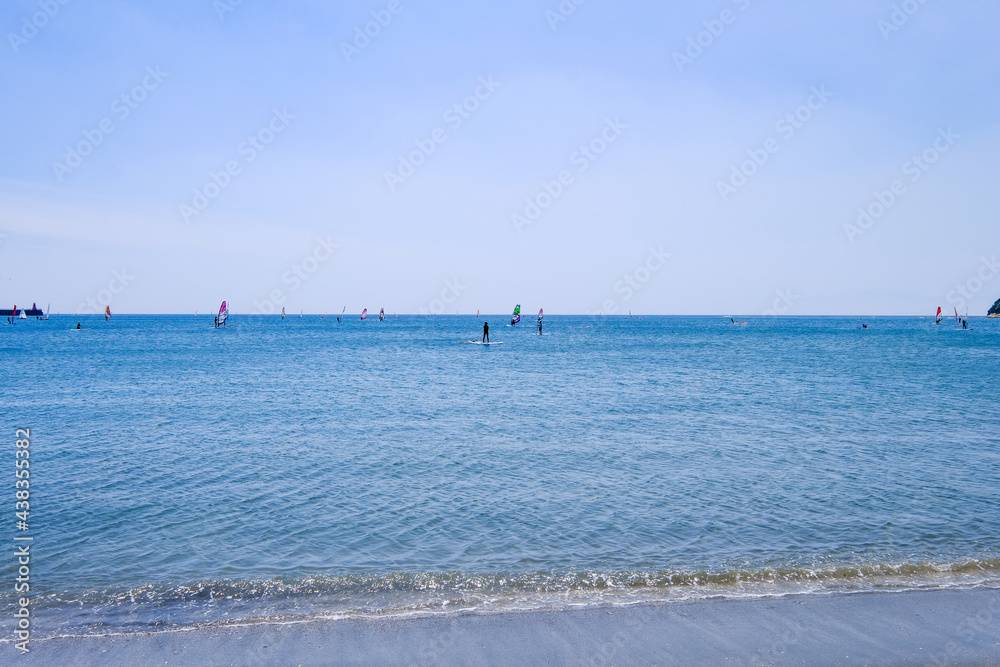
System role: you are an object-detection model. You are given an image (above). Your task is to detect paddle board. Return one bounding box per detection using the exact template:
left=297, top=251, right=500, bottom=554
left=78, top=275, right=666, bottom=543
left=464, top=340, right=503, bottom=345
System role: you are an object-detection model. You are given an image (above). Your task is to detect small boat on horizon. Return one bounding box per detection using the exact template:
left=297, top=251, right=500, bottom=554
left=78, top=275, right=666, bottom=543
left=2, top=304, right=45, bottom=320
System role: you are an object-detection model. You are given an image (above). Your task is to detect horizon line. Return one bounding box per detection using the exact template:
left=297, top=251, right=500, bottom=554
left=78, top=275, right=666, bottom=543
left=30, top=313, right=993, bottom=318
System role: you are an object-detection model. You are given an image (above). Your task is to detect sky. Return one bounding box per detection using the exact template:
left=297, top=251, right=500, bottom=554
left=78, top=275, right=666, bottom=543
left=1, top=0, right=999, bottom=316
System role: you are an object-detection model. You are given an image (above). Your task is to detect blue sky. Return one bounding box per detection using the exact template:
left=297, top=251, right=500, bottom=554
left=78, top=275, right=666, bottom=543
left=2, top=0, right=998, bottom=315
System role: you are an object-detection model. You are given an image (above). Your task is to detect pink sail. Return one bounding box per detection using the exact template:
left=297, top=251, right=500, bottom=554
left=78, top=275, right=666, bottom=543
left=361, top=308, right=368, bottom=320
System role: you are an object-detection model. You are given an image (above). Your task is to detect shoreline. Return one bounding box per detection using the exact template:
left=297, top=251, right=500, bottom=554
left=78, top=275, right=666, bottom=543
left=4, top=587, right=998, bottom=666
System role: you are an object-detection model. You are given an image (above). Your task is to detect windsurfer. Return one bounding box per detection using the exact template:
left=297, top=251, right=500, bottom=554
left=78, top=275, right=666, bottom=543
left=482, top=321, right=489, bottom=343
left=76, top=322, right=81, bottom=329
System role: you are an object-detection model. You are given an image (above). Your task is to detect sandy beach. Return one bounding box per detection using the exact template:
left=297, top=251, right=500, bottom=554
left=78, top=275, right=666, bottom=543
left=4, top=587, right=997, bottom=666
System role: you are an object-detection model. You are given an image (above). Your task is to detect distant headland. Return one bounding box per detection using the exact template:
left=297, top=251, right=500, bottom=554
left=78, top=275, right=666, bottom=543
left=989, top=298, right=1000, bottom=318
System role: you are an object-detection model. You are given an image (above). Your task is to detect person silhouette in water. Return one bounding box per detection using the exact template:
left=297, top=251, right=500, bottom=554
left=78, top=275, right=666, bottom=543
left=482, top=321, right=489, bottom=343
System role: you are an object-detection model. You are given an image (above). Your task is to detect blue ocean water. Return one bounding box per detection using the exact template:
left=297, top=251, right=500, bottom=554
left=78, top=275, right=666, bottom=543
left=2, top=314, right=999, bottom=637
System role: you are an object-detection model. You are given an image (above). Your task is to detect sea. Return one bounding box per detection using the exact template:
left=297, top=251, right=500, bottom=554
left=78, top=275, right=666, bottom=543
left=2, top=314, right=999, bottom=639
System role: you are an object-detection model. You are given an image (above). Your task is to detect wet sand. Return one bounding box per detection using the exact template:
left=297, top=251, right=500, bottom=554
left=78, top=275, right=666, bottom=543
left=4, top=587, right=999, bottom=666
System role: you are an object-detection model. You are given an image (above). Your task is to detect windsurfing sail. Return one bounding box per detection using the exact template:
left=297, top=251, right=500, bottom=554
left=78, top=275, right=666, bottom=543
left=19, top=309, right=27, bottom=319
left=510, top=304, right=521, bottom=325
left=216, top=301, right=228, bottom=327
left=955, top=307, right=960, bottom=323
left=935, top=306, right=942, bottom=324
left=379, top=308, right=384, bottom=322
left=299, top=310, right=303, bottom=318
left=361, top=308, right=368, bottom=321
left=281, top=307, right=285, bottom=320
left=538, top=308, right=543, bottom=323
left=104, top=306, right=111, bottom=321
left=476, top=309, right=480, bottom=318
